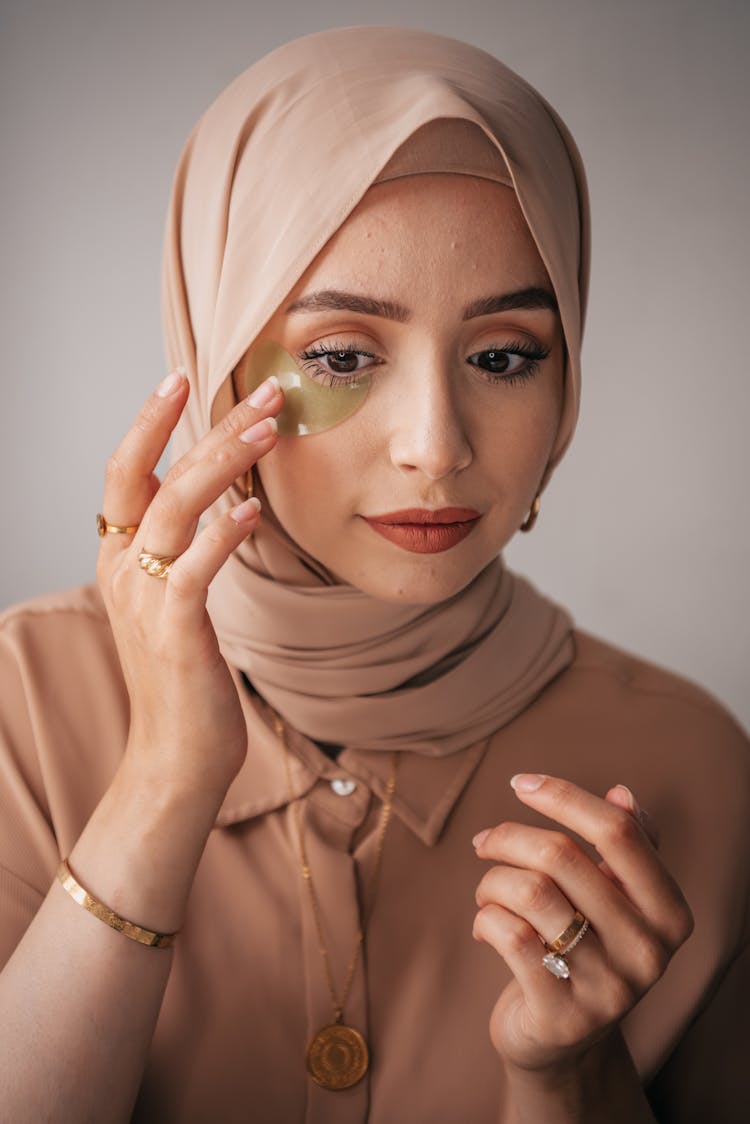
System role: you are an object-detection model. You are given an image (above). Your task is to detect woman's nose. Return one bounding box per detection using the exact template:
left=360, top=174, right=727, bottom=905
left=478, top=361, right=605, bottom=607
left=388, top=363, right=473, bottom=481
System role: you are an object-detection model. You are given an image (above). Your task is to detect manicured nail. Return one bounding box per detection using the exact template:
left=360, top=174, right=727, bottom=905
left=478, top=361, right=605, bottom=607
left=472, top=829, right=491, bottom=848
left=614, top=784, right=641, bottom=816
left=510, top=773, right=546, bottom=793
left=230, top=496, right=261, bottom=522
left=239, top=416, right=278, bottom=444
left=156, top=367, right=186, bottom=398
left=247, top=375, right=281, bottom=408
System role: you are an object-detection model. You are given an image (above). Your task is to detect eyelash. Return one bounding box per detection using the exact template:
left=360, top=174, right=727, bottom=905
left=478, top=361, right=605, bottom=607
left=296, top=337, right=550, bottom=388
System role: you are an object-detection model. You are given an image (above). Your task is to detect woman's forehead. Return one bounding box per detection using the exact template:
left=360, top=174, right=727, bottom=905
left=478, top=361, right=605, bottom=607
left=283, top=177, right=550, bottom=299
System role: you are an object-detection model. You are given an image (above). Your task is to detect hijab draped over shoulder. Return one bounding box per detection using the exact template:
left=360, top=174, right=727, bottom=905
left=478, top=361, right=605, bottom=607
left=160, top=25, right=591, bottom=754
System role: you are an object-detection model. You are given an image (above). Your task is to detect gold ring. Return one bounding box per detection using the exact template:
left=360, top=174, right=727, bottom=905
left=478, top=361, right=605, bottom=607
left=97, top=513, right=140, bottom=537
left=137, top=549, right=179, bottom=579
left=559, top=916, right=590, bottom=956
left=546, top=910, right=588, bottom=955
left=541, top=912, right=591, bottom=980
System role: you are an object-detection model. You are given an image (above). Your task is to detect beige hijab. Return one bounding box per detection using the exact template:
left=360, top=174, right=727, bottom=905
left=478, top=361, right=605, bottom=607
left=160, top=25, right=590, bottom=753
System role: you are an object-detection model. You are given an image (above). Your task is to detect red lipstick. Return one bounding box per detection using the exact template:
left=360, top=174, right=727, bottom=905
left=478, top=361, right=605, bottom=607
left=361, top=508, right=482, bottom=554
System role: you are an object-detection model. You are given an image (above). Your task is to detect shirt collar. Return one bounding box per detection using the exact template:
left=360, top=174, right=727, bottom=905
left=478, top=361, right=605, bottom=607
left=215, top=667, right=489, bottom=847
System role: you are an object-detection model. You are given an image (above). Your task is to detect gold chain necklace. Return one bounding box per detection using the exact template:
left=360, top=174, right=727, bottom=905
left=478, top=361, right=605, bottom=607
left=274, top=714, right=399, bottom=1091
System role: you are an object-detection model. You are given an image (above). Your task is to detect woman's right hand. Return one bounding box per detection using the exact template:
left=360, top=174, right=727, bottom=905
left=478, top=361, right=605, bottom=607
left=0, top=367, right=285, bottom=1123
left=96, top=367, right=283, bottom=801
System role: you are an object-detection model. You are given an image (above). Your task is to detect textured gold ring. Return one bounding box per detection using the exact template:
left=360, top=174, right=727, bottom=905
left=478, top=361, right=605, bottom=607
left=558, top=916, right=590, bottom=956
left=137, top=549, right=179, bottom=580
left=546, top=910, right=588, bottom=955
left=97, top=513, right=140, bottom=537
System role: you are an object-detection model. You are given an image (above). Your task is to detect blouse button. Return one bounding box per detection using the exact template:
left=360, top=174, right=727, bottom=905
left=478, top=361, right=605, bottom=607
left=330, top=778, right=357, bottom=797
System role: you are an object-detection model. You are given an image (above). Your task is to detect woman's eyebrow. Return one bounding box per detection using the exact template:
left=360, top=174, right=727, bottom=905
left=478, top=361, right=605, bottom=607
left=284, top=286, right=558, bottom=322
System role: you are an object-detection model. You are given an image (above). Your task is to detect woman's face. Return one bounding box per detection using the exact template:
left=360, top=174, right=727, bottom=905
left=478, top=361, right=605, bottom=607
left=254, top=173, right=565, bottom=604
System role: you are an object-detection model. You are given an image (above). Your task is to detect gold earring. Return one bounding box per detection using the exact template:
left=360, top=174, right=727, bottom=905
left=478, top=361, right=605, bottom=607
left=245, top=468, right=254, bottom=499
left=520, top=493, right=541, bottom=533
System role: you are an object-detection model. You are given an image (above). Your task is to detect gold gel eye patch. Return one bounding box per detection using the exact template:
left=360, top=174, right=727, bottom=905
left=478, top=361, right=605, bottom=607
left=237, top=340, right=371, bottom=436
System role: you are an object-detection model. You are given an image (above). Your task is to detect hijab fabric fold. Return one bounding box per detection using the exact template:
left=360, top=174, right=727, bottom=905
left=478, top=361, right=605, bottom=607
left=160, top=25, right=590, bottom=753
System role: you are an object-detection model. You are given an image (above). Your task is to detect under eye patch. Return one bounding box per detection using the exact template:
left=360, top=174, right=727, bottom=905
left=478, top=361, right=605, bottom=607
left=237, top=340, right=370, bottom=435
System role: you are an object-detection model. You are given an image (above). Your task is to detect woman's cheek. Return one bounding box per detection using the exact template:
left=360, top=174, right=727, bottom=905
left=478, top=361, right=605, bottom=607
left=256, top=434, right=351, bottom=537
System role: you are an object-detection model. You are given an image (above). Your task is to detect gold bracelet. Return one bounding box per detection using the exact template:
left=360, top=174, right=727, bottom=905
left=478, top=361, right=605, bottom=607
left=56, top=859, right=178, bottom=949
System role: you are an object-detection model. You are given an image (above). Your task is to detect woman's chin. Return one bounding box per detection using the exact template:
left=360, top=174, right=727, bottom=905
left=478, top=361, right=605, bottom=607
left=343, top=555, right=494, bottom=606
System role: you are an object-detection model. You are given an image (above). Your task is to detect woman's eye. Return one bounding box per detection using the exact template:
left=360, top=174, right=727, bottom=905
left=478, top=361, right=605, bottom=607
left=316, top=350, right=369, bottom=376
left=469, top=342, right=550, bottom=384
left=297, top=342, right=377, bottom=387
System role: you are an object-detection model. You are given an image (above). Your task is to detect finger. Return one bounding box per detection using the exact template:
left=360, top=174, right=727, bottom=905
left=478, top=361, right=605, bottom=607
left=599, top=785, right=658, bottom=889
left=475, top=820, right=645, bottom=942
left=164, top=498, right=262, bottom=627
left=100, top=367, right=189, bottom=549
left=475, top=863, right=589, bottom=953
left=472, top=902, right=603, bottom=1019
left=510, top=775, right=680, bottom=926
left=604, top=785, right=660, bottom=849
left=153, top=374, right=281, bottom=487
left=476, top=775, right=692, bottom=949
left=473, top=900, right=644, bottom=1063
left=135, top=377, right=282, bottom=558
left=473, top=821, right=681, bottom=992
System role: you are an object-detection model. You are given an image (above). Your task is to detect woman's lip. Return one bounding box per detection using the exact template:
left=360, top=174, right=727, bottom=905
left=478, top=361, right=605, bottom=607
left=365, top=507, right=481, bottom=525
left=361, top=510, right=482, bottom=554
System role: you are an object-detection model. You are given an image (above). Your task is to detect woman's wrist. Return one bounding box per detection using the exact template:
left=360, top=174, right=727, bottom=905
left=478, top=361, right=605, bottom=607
left=66, top=749, right=225, bottom=935
left=501, top=1031, right=657, bottom=1124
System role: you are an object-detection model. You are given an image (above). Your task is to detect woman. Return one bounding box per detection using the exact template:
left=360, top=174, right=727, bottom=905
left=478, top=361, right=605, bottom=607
left=0, top=24, right=747, bottom=1123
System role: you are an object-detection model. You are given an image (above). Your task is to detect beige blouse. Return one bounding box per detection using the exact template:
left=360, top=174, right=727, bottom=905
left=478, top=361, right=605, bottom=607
left=1, top=583, right=748, bottom=1123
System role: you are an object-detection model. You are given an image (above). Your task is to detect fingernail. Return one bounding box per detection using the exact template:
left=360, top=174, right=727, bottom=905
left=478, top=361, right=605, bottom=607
left=229, top=497, right=261, bottom=522
left=472, top=829, right=491, bottom=848
left=156, top=367, right=186, bottom=398
left=247, top=375, right=281, bottom=408
left=239, top=416, right=278, bottom=444
left=614, top=784, right=641, bottom=816
left=510, top=773, right=546, bottom=793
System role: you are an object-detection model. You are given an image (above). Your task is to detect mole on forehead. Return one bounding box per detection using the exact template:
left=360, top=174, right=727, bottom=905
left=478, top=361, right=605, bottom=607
left=284, top=287, right=558, bottom=323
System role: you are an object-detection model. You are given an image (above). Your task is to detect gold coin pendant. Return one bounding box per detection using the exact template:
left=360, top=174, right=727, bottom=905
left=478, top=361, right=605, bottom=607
left=306, top=1023, right=369, bottom=1090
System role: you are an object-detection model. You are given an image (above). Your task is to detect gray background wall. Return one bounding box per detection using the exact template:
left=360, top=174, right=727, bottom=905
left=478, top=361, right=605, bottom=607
left=1, top=0, right=748, bottom=730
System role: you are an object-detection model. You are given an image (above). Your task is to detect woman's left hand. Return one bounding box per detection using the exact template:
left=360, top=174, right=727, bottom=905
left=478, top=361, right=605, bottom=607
left=472, top=774, right=694, bottom=1076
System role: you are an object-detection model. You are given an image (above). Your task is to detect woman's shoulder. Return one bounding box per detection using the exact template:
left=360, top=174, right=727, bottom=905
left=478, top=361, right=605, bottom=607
left=0, top=582, right=126, bottom=800
left=0, top=579, right=125, bottom=725
left=0, top=582, right=109, bottom=638
left=506, top=626, right=750, bottom=863
left=563, top=627, right=749, bottom=753
left=570, top=627, right=738, bottom=714
left=0, top=579, right=123, bottom=708
left=0, top=582, right=116, bottom=679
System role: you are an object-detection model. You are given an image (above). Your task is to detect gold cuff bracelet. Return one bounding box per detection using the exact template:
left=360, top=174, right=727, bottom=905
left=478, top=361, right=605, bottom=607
left=56, top=859, right=178, bottom=949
